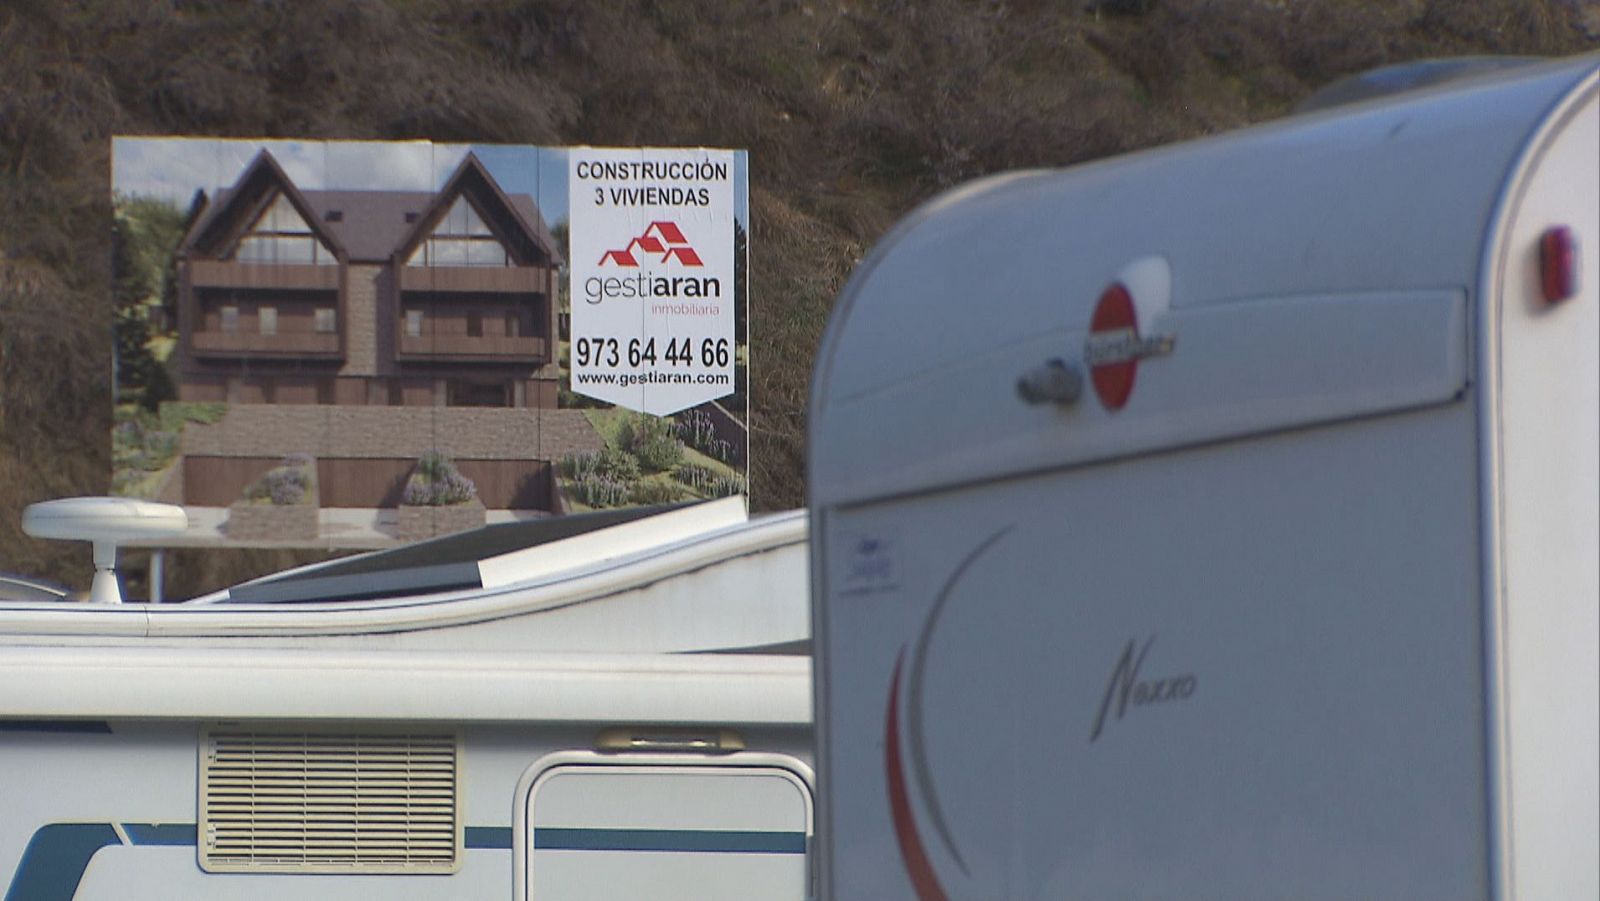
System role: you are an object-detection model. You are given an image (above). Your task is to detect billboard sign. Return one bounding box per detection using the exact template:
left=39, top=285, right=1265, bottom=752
left=109, top=137, right=749, bottom=573
left=569, top=148, right=737, bottom=416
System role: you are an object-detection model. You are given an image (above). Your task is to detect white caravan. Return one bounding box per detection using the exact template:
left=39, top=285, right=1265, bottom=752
left=0, top=497, right=814, bottom=900
left=809, top=56, right=1597, bottom=899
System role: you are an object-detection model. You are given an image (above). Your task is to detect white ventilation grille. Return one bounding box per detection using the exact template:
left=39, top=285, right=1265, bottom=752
left=199, top=728, right=461, bottom=874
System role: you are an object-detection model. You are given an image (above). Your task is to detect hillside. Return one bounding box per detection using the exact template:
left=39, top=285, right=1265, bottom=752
left=2, top=0, right=1596, bottom=594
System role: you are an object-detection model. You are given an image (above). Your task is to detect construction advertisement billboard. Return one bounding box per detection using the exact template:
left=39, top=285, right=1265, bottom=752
left=568, top=149, right=737, bottom=416
left=111, top=138, right=748, bottom=555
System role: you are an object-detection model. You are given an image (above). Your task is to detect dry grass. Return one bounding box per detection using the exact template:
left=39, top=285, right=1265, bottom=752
left=2, top=0, right=1595, bottom=592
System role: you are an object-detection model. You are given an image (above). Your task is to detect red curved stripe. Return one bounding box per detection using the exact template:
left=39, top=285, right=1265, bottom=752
left=886, top=654, right=951, bottom=901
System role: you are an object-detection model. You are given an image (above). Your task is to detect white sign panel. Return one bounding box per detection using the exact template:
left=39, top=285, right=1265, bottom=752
left=569, top=148, right=736, bottom=416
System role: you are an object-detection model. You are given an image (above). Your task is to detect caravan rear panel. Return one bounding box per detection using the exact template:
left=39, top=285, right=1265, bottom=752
left=810, top=55, right=1598, bottom=900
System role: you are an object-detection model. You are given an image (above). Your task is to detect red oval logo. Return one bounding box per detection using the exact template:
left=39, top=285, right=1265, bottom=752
left=1087, top=283, right=1138, bottom=411
left=1084, top=281, right=1175, bottom=412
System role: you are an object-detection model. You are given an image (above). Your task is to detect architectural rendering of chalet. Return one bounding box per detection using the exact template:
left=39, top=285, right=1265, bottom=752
left=151, top=148, right=610, bottom=530
left=176, top=149, right=563, bottom=409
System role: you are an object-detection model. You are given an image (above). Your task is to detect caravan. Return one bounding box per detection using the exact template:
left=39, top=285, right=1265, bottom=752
left=809, top=56, right=1598, bottom=898
left=1, top=498, right=814, bottom=899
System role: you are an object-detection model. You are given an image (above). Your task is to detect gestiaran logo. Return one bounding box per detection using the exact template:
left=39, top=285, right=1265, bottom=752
left=597, top=220, right=703, bottom=267
left=584, top=221, right=720, bottom=304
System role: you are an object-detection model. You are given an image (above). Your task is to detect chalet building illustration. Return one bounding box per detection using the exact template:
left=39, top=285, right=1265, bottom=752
left=177, top=149, right=562, bottom=409
left=164, top=149, right=605, bottom=534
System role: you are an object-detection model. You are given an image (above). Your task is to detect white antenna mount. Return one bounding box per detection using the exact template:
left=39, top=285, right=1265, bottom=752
left=21, top=497, right=188, bottom=603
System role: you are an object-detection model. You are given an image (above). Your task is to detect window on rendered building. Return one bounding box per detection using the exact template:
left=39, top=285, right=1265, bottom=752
left=234, top=193, right=335, bottom=265
left=406, top=196, right=512, bottom=267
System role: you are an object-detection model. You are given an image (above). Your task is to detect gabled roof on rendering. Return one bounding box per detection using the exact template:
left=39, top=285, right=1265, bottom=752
left=180, top=149, right=562, bottom=266
left=179, top=149, right=348, bottom=262
left=395, top=152, right=563, bottom=267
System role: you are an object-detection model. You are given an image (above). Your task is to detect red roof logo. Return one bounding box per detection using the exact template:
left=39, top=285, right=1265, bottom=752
left=598, top=221, right=704, bottom=267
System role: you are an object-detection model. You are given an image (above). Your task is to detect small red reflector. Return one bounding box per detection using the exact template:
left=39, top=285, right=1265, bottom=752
left=1539, top=226, right=1579, bottom=304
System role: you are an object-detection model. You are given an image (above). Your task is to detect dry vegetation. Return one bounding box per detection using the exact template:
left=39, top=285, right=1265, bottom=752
left=2, top=0, right=1595, bottom=593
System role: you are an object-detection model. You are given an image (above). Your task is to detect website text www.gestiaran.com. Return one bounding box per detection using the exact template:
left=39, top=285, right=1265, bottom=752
left=575, top=370, right=733, bottom=389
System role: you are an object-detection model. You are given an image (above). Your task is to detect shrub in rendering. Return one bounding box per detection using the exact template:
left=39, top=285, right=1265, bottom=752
left=563, top=447, right=640, bottom=484
left=402, top=451, right=478, bottom=506
left=228, top=453, right=319, bottom=540
left=629, top=479, right=686, bottom=505
left=620, top=414, right=684, bottom=473
left=571, top=475, right=632, bottom=509
left=244, top=454, right=315, bottom=506
left=675, top=408, right=734, bottom=463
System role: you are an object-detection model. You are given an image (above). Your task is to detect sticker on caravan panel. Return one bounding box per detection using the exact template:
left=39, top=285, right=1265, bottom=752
left=837, top=532, right=898, bottom=596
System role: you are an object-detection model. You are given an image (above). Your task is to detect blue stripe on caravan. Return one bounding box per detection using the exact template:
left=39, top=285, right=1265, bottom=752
left=465, top=826, right=514, bottom=849
left=122, top=823, right=197, bottom=847
left=5, top=821, right=516, bottom=900
left=534, top=828, right=806, bottom=854
left=3, top=823, right=118, bottom=901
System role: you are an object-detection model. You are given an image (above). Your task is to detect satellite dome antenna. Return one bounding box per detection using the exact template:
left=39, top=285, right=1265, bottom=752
left=21, top=497, right=188, bottom=603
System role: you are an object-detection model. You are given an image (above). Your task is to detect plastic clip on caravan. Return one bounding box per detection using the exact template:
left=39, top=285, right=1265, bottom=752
left=809, top=55, right=1598, bottom=900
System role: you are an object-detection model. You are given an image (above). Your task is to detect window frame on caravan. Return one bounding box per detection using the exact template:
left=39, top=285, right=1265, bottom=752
left=512, top=749, right=815, bottom=900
